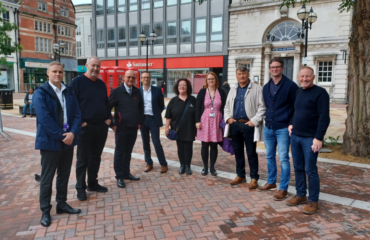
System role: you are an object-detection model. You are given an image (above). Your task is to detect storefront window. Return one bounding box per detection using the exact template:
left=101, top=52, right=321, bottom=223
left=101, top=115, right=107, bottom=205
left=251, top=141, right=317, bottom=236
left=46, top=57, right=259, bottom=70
left=138, top=70, right=164, bottom=88
left=167, top=69, right=208, bottom=97
left=22, top=68, right=48, bottom=90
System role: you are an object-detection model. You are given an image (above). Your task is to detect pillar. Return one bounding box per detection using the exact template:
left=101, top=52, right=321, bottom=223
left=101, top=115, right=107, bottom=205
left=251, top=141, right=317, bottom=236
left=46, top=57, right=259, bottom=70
left=293, top=40, right=302, bottom=84
left=263, top=43, right=271, bottom=85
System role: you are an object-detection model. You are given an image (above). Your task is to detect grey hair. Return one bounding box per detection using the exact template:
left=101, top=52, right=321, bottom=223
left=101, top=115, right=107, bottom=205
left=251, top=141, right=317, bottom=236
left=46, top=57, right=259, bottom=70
left=86, top=56, right=100, bottom=64
left=236, top=65, right=249, bottom=73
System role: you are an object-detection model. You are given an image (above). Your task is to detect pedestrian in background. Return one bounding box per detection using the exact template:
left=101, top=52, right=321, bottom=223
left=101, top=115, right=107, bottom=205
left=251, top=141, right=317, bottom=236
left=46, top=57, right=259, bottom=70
left=165, top=78, right=196, bottom=175
left=22, top=88, right=34, bottom=118
left=195, top=72, right=226, bottom=176
left=221, top=81, right=230, bottom=96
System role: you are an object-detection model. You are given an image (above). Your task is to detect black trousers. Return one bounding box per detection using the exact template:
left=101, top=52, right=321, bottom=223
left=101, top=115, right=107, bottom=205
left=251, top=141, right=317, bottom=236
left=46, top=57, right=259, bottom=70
left=201, top=142, right=218, bottom=168
left=114, top=126, right=138, bottom=179
left=76, top=123, right=108, bottom=191
left=176, top=140, right=193, bottom=166
left=40, top=147, right=74, bottom=213
left=230, top=122, right=259, bottom=180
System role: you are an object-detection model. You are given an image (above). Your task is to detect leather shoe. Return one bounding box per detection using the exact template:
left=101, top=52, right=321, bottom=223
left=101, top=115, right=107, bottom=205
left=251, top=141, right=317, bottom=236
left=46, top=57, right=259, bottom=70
left=56, top=204, right=81, bottom=214
left=249, top=179, right=258, bottom=189
left=117, top=179, right=125, bottom=188
left=179, top=165, right=185, bottom=174
left=185, top=166, right=192, bottom=175
left=230, top=176, right=246, bottom=185
left=87, top=183, right=108, bottom=192
left=77, top=190, right=87, bottom=201
left=210, top=168, right=217, bottom=176
left=258, top=183, right=277, bottom=191
left=40, top=211, right=51, bottom=227
left=160, top=166, right=168, bottom=173
left=34, top=174, right=41, bottom=183
left=201, top=168, right=208, bottom=176
left=145, top=165, right=153, bottom=172
left=273, top=190, right=288, bottom=201
left=123, top=174, right=140, bottom=181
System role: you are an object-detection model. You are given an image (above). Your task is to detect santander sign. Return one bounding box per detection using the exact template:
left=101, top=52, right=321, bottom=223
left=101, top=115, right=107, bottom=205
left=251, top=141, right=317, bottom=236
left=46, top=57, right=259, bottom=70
left=126, top=61, right=153, bottom=68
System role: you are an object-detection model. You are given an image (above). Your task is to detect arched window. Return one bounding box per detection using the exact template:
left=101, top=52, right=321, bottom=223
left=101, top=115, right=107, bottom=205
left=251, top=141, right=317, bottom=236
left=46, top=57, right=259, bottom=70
left=266, top=21, right=301, bottom=42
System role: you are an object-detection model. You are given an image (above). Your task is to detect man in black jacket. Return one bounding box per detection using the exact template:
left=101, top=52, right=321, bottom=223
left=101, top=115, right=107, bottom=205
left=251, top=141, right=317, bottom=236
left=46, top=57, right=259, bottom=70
left=109, top=70, right=144, bottom=188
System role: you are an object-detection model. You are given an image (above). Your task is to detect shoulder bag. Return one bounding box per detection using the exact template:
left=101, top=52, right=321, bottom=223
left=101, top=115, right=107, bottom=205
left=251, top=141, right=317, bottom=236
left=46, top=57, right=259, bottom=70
left=167, top=99, right=191, bottom=140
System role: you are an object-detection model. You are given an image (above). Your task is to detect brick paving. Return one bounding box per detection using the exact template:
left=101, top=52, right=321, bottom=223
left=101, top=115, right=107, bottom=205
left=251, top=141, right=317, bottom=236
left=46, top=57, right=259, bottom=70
left=1, top=113, right=370, bottom=239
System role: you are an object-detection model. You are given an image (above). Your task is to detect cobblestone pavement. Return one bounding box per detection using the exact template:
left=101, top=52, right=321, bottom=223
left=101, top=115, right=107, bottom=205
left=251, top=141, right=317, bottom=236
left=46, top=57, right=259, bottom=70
left=1, top=114, right=370, bottom=239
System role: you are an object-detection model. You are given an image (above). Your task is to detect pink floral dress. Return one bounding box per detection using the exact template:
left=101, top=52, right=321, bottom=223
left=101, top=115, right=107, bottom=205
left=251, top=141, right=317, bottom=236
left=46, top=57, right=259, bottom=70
left=197, top=90, right=223, bottom=142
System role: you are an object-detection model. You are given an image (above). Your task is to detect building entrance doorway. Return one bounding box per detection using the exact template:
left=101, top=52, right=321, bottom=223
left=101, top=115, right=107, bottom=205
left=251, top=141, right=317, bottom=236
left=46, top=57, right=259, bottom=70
left=282, top=57, right=294, bottom=80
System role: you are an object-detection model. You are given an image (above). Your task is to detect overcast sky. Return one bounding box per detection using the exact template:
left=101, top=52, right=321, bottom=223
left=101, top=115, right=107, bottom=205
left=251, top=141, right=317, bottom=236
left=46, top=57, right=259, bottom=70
left=72, top=0, right=92, bottom=5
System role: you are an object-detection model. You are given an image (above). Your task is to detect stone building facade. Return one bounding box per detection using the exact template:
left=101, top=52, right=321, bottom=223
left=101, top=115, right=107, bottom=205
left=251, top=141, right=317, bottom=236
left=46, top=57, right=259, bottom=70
left=75, top=3, right=93, bottom=73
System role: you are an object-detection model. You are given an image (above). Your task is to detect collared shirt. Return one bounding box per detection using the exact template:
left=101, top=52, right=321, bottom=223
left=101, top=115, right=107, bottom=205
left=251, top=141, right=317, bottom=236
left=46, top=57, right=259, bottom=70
left=143, top=86, right=153, bottom=116
left=269, top=78, right=282, bottom=96
left=48, top=81, right=67, bottom=125
left=124, top=82, right=132, bottom=94
left=233, top=82, right=249, bottom=120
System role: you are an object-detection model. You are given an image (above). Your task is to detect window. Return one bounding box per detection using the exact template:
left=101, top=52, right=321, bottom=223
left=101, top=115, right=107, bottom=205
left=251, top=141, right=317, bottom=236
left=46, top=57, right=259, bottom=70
left=77, top=41, right=81, bottom=57
left=96, top=0, right=104, bottom=15
left=195, top=18, right=206, bottom=42
left=61, top=8, right=68, bottom=17
left=58, top=25, right=60, bottom=35
left=43, top=22, right=46, bottom=32
left=76, top=20, right=81, bottom=35
left=118, top=27, right=126, bottom=47
left=118, top=0, right=126, bottom=13
left=181, top=20, right=191, bottom=43
left=48, top=39, right=51, bottom=53
left=44, top=38, right=47, bottom=52
left=97, top=29, right=105, bottom=49
left=107, top=29, right=115, bottom=48
left=107, top=0, right=115, bottom=14
left=267, top=21, right=301, bottom=42
left=153, top=22, right=163, bottom=44
left=129, top=26, right=138, bottom=46
left=61, top=26, right=65, bottom=35
left=39, top=22, right=42, bottom=31
left=2, top=11, right=9, bottom=22
left=69, top=28, right=71, bottom=37
left=38, top=2, right=47, bottom=12
left=66, top=27, right=69, bottom=37
left=35, top=37, right=39, bottom=51
left=65, top=41, right=69, bottom=55
left=142, top=0, right=150, bottom=9
left=40, top=38, right=43, bottom=52
left=181, top=0, right=191, bottom=3
left=35, top=21, right=38, bottom=30
left=48, top=23, right=51, bottom=33
left=58, top=41, right=65, bottom=54
left=238, top=62, right=250, bottom=72
left=211, top=16, right=222, bottom=41
left=154, top=0, right=163, bottom=7
left=167, top=0, right=177, bottom=6
left=167, top=22, right=177, bottom=44
left=318, top=61, right=333, bottom=83
left=130, top=0, right=138, bottom=11
left=141, top=24, right=150, bottom=39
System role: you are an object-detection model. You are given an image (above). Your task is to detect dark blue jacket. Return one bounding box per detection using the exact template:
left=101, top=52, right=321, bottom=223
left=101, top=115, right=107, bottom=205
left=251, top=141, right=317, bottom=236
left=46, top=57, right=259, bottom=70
left=33, top=81, right=82, bottom=151
left=263, top=75, right=298, bottom=130
left=140, top=85, right=164, bottom=127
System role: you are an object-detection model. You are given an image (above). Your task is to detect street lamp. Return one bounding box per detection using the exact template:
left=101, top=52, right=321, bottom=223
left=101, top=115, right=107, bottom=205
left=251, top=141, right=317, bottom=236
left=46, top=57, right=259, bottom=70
left=53, top=42, right=65, bottom=62
left=297, top=4, right=317, bottom=66
left=139, top=30, right=157, bottom=71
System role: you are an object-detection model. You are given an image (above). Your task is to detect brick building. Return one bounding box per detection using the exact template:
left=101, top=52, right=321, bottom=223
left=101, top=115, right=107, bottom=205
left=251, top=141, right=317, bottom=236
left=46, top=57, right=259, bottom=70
left=18, top=0, right=77, bottom=92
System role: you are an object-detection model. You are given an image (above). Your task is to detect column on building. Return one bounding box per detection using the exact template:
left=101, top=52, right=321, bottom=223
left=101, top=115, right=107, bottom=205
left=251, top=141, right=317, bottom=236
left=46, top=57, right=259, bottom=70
left=293, top=40, right=302, bottom=84
left=263, top=43, right=271, bottom=85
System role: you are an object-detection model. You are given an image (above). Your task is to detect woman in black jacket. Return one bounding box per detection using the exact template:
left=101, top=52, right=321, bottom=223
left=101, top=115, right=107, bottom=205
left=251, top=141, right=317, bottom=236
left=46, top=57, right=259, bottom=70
left=195, top=72, right=226, bottom=176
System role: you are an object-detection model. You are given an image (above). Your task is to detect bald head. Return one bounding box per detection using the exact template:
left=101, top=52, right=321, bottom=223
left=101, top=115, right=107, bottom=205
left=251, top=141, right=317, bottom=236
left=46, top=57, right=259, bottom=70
left=124, top=70, right=136, bottom=88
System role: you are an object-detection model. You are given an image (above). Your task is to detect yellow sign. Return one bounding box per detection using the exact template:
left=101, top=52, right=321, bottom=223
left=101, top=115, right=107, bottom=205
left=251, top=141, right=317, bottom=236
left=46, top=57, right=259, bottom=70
left=25, top=62, right=49, bottom=68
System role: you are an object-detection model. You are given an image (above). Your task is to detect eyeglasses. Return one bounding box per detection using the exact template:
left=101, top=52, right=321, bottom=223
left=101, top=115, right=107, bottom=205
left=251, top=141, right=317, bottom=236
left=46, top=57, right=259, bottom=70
left=270, top=66, right=282, bottom=69
left=141, top=77, right=150, bottom=80
left=207, top=78, right=216, bottom=81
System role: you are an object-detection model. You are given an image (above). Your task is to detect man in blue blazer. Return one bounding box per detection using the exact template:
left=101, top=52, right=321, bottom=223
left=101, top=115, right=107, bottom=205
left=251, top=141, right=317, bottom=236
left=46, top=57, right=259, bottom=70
left=140, top=71, right=168, bottom=173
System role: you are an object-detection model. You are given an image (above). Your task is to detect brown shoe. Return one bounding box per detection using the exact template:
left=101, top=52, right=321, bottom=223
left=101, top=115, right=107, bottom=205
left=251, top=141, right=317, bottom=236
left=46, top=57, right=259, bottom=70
left=273, top=190, right=288, bottom=201
left=258, top=183, right=277, bottom=191
left=249, top=179, right=258, bottom=189
left=302, top=201, right=319, bottom=215
left=160, top=166, right=168, bottom=173
left=230, top=176, right=246, bottom=185
left=285, top=195, right=308, bottom=206
left=144, top=165, right=153, bottom=172
left=22, top=115, right=26, bottom=118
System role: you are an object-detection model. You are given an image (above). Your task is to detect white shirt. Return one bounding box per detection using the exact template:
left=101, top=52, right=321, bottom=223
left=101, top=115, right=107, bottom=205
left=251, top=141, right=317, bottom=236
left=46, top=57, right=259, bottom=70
left=142, top=86, right=153, bottom=116
left=28, top=94, right=33, bottom=103
left=124, top=82, right=132, bottom=94
left=48, top=81, right=68, bottom=126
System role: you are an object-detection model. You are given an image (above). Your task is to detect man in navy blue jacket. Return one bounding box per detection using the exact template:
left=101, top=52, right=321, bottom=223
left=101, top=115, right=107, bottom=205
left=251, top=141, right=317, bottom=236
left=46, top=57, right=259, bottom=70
left=33, top=61, right=82, bottom=227
left=139, top=71, right=168, bottom=173
left=260, top=57, right=298, bottom=201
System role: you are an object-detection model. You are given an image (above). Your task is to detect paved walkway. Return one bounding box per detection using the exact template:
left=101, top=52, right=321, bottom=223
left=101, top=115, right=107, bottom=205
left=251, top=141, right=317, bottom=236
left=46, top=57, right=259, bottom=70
left=1, top=113, right=370, bottom=239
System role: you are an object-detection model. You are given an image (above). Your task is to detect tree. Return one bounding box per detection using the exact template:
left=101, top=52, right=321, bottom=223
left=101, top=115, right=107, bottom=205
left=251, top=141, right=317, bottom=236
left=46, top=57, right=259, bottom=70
left=0, top=1, right=22, bottom=68
left=279, top=0, right=369, bottom=158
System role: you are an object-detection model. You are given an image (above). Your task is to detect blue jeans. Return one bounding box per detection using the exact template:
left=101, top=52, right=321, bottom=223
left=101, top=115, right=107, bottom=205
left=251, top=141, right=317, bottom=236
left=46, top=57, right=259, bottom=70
left=140, top=116, right=167, bottom=166
left=23, top=103, right=33, bottom=115
left=291, top=134, right=320, bottom=202
left=264, top=126, right=290, bottom=190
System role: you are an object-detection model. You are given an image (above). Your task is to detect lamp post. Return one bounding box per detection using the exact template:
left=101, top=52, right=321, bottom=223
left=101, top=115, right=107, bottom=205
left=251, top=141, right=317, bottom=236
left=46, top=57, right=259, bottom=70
left=297, top=4, right=317, bottom=66
left=139, top=30, right=157, bottom=71
left=53, top=42, right=65, bottom=62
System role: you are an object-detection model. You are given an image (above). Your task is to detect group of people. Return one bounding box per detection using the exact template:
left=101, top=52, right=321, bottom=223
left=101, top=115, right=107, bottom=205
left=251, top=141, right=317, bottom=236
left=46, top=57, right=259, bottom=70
left=32, top=56, right=329, bottom=227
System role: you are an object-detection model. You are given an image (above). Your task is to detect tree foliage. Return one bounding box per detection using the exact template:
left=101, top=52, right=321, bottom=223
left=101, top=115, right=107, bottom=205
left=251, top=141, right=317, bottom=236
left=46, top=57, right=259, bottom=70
left=279, top=0, right=354, bottom=12
left=0, top=2, right=22, bottom=68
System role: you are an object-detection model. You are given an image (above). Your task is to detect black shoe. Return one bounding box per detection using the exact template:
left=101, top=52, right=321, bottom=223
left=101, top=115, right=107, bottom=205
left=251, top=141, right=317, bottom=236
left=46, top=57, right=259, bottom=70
left=77, top=190, right=87, bottom=201
left=201, top=168, right=208, bottom=176
left=210, top=168, right=217, bottom=176
left=117, top=179, right=125, bottom=188
left=34, top=174, right=41, bottom=183
left=87, top=183, right=108, bottom=192
left=123, top=174, right=140, bottom=181
left=185, top=166, right=192, bottom=175
left=40, top=211, right=51, bottom=227
left=179, top=165, right=185, bottom=174
left=56, top=204, right=81, bottom=214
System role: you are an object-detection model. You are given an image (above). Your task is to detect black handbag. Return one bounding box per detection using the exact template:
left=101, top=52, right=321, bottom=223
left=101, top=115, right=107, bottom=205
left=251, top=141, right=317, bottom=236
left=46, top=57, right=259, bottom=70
left=167, top=99, right=191, bottom=140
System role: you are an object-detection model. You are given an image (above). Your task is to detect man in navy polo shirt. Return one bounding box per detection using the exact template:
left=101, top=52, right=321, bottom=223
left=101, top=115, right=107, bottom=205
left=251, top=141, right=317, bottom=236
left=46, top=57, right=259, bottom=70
left=259, top=57, right=298, bottom=201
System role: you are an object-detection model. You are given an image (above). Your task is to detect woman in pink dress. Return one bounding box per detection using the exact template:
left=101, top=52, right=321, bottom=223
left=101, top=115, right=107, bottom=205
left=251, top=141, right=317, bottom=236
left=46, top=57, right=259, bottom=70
left=195, top=72, right=227, bottom=176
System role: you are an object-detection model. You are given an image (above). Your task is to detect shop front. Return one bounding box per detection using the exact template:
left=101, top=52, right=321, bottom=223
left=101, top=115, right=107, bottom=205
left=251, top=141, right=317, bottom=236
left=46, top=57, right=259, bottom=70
left=0, top=63, right=14, bottom=90
left=20, top=58, right=51, bottom=92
